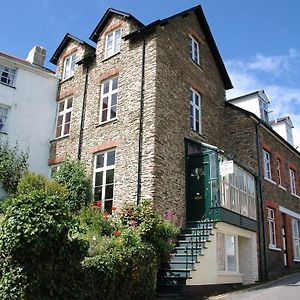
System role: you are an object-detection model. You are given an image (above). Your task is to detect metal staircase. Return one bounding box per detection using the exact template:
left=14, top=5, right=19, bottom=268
left=157, top=209, right=218, bottom=295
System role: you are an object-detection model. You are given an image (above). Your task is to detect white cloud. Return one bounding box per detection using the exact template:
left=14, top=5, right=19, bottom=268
left=225, top=49, right=300, bottom=149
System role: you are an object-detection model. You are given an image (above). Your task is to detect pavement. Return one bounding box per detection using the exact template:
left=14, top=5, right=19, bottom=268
left=157, top=272, right=300, bottom=300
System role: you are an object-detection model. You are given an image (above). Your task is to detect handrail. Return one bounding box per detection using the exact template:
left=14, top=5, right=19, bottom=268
left=185, top=206, right=220, bottom=278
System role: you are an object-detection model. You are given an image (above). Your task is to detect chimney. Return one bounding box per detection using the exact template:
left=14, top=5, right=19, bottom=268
left=26, top=46, right=46, bottom=67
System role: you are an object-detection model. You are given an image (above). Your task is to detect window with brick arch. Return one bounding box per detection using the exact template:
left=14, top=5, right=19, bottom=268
left=189, top=35, right=200, bottom=65
left=190, top=88, right=201, bottom=134
left=263, top=149, right=272, bottom=180
left=289, top=168, right=297, bottom=195
left=267, top=207, right=276, bottom=248
left=105, top=28, right=121, bottom=58
left=100, top=76, right=118, bottom=123
left=276, top=158, right=282, bottom=186
left=93, top=149, right=116, bottom=213
left=55, top=97, right=72, bottom=138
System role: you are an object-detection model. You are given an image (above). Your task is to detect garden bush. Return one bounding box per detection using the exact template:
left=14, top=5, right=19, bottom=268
left=79, top=200, right=179, bottom=300
left=0, top=140, right=28, bottom=195
left=0, top=189, right=88, bottom=300
left=52, top=160, right=92, bottom=212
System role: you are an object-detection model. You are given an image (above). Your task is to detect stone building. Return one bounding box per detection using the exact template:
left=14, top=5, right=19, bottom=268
left=0, top=46, right=58, bottom=199
left=48, top=4, right=299, bottom=295
left=225, top=91, right=300, bottom=279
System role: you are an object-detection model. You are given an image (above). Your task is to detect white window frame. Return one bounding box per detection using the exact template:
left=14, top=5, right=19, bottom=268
left=263, top=150, right=272, bottom=180
left=290, top=168, right=297, bottom=195
left=63, top=53, right=76, bottom=80
left=189, top=35, right=200, bottom=65
left=190, top=88, right=201, bottom=134
left=99, top=76, right=118, bottom=124
left=105, top=28, right=122, bottom=58
left=55, top=97, right=72, bottom=138
left=93, top=149, right=116, bottom=212
left=0, top=64, right=16, bottom=87
left=276, top=158, right=282, bottom=186
left=50, top=164, right=60, bottom=178
left=267, top=208, right=276, bottom=248
left=0, top=106, right=9, bottom=132
left=217, top=232, right=238, bottom=273
left=292, top=218, right=300, bottom=260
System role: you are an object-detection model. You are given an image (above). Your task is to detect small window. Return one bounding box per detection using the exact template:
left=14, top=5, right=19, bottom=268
left=190, top=88, right=201, bottom=133
left=50, top=165, right=60, bottom=178
left=292, top=218, right=300, bottom=260
left=63, top=53, right=76, bottom=80
left=93, top=149, right=116, bottom=213
left=276, top=159, right=282, bottom=186
left=217, top=233, right=237, bottom=272
left=105, top=28, right=121, bottom=58
left=0, top=64, right=16, bottom=87
left=100, top=76, right=118, bottom=123
left=263, top=150, right=272, bottom=180
left=259, top=99, right=269, bottom=123
left=189, top=35, right=200, bottom=65
left=55, top=97, right=73, bottom=138
left=289, top=168, right=297, bottom=195
left=0, top=106, right=9, bottom=132
left=267, top=208, right=276, bottom=247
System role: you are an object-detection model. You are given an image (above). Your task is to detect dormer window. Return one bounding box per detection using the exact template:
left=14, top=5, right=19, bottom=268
left=0, top=64, right=16, bottom=87
left=63, top=53, right=76, bottom=80
left=105, top=28, right=121, bottom=58
left=259, top=98, right=269, bottom=123
left=189, top=35, right=200, bottom=65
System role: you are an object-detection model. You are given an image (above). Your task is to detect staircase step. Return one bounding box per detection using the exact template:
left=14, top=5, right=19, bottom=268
left=161, top=269, right=192, bottom=278
left=173, top=246, right=203, bottom=255
left=162, top=261, right=195, bottom=270
left=181, top=228, right=213, bottom=235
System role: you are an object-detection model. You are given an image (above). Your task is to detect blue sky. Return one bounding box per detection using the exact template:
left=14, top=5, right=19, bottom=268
left=2, top=0, right=300, bottom=147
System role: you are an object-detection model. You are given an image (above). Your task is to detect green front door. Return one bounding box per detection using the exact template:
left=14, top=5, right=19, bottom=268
left=186, top=154, right=210, bottom=221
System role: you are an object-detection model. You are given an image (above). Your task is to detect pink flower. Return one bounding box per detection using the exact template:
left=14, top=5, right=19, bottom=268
left=112, top=207, right=117, bottom=211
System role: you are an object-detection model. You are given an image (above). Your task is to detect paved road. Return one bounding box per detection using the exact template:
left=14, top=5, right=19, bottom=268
left=210, top=272, right=300, bottom=300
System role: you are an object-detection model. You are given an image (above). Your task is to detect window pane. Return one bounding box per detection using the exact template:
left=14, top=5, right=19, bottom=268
left=111, top=106, right=117, bottom=119
left=104, top=199, right=113, bottom=213
left=106, top=169, right=114, bottom=184
left=102, top=97, right=109, bottom=109
left=217, top=233, right=225, bottom=271
left=103, top=81, right=110, bottom=94
left=112, top=77, right=118, bottom=90
left=64, top=123, right=70, bottom=134
left=59, top=101, right=65, bottom=112
left=56, top=126, right=62, bottom=138
left=96, top=154, right=104, bottom=168
left=67, top=98, right=73, bottom=109
left=226, top=235, right=236, bottom=271
left=95, top=172, right=103, bottom=187
left=111, top=93, right=117, bottom=106
left=105, top=184, right=114, bottom=200
left=101, top=109, right=108, bottom=122
left=94, top=187, right=102, bottom=201
left=57, top=115, right=63, bottom=126
left=65, top=111, right=71, bottom=123
left=107, top=151, right=115, bottom=166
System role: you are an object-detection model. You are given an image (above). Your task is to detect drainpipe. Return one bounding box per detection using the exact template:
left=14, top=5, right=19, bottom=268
left=77, top=55, right=92, bottom=160
left=136, top=38, right=146, bottom=205
left=255, top=121, right=268, bottom=281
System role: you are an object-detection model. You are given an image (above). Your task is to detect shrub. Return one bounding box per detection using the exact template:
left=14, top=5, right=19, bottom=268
left=79, top=199, right=179, bottom=300
left=0, top=189, right=88, bottom=299
left=0, top=140, right=28, bottom=195
left=53, top=160, right=92, bottom=212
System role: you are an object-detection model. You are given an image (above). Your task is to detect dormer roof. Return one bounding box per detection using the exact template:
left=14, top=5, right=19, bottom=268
left=89, top=8, right=144, bottom=43
left=50, top=33, right=95, bottom=65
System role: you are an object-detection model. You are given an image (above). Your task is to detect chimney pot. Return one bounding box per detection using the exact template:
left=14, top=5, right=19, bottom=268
left=26, top=45, right=46, bottom=67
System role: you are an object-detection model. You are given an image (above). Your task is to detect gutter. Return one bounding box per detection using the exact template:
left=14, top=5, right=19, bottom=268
left=77, top=54, right=94, bottom=160
left=136, top=38, right=146, bottom=205
left=255, top=120, right=268, bottom=281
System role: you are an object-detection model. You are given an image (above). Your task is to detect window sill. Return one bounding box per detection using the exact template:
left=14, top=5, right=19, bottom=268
left=279, top=185, right=287, bottom=191
left=190, top=58, right=203, bottom=71
left=294, top=259, right=300, bottom=263
left=268, top=246, right=282, bottom=252
left=102, top=52, right=120, bottom=62
left=60, top=75, right=74, bottom=83
left=217, top=271, right=241, bottom=276
left=0, top=82, right=16, bottom=89
left=96, top=118, right=118, bottom=128
left=50, top=134, right=70, bottom=142
left=0, top=131, right=7, bottom=135
left=264, top=177, right=277, bottom=185
left=291, top=193, right=300, bottom=199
